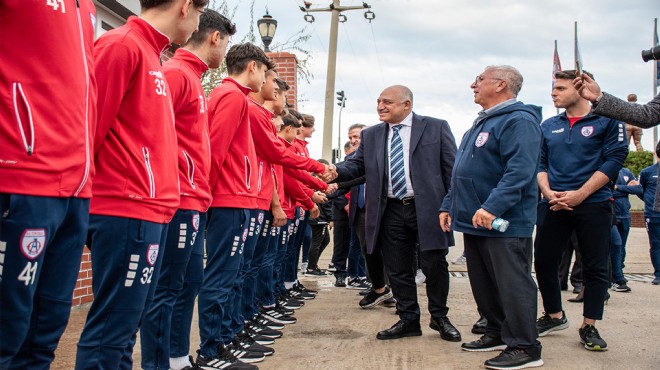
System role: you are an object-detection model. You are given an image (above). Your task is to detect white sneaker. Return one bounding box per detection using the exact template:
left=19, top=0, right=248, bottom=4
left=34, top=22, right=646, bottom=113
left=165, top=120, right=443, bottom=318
left=415, top=269, right=426, bottom=285
left=452, top=255, right=466, bottom=265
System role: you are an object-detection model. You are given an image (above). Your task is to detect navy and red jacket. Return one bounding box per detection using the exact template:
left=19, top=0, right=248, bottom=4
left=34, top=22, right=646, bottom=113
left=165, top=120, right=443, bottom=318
left=0, top=0, right=97, bottom=198
left=208, top=78, right=259, bottom=209
left=163, top=48, right=212, bottom=213
left=249, top=99, right=326, bottom=210
left=91, top=17, right=179, bottom=224
left=539, top=112, right=628, bottom=203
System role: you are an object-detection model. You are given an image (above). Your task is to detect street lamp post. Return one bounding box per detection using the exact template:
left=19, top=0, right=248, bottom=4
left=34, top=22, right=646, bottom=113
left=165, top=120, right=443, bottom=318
left=257, top=13, right=278, bottom=52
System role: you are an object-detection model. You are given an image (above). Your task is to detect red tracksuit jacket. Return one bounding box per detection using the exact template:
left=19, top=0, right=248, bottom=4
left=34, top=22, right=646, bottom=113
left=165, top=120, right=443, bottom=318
left=163, top=48, right=212, bottom=213
left=0, top=0, right=97, bottom=198
left=91, top=17, right=179, bottom=224
left=207, top=78, right=259, bottom=209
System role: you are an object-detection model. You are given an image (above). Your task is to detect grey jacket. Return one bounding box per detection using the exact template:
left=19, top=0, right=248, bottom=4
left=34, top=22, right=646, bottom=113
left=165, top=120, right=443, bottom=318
left=593, top=92, right=660, bottom=128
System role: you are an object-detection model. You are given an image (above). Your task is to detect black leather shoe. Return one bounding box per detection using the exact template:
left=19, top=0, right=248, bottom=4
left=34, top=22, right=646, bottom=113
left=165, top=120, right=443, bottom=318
left=429, top=316, right=461, bottom=342
left=376, top=320, right=422, bottom=340
left=471, top=315, right=487, bottom=335
left=461, top=335, right=507, bottom=352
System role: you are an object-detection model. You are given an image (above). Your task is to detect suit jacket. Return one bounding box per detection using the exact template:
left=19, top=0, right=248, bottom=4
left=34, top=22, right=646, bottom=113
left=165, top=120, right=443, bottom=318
left=593, top=92, right=660, bottom=128
left=335, top=113, right=457, bottom=253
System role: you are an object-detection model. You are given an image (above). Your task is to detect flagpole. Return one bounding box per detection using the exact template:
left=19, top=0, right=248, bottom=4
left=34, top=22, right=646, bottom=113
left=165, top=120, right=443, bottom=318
left=554, top=39, right=560, bottom=114
left=653, top=18, right=658, bottom=147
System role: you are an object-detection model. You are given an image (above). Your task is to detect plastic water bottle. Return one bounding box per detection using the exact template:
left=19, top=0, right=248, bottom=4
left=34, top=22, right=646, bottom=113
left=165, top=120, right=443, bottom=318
left=491, top=218, right=510, bottom=232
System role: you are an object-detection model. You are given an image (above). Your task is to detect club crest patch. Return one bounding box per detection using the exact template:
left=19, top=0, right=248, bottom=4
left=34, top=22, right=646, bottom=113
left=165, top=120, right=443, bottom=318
left=20, top=229, right=46, bottom=260
left=192, top=213, right=200, bottom=231
left=475, top=132, right=489, bottom=147
left=623, top=176, right=629, bottom=182
left=146, top=244, right=159, bottom=266
left=581, top=126, right=594, bottom=137
left=242, top=228, right=249, bottom=242
left=258, top=212, right=264, bottom=224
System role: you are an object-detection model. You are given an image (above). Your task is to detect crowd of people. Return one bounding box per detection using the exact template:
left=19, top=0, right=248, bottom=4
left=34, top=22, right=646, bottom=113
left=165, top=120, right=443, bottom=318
left=1, top=1, right=659, bottom=370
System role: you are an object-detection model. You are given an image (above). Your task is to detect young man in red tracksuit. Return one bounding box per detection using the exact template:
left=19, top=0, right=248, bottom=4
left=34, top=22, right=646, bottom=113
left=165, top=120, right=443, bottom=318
left=75, top=1, right=206, bottom=369
left=0, top=1, right=96, bottom=368
left=195, top=43, right=275, bottom=369
left=138, top=10, right=236, bottom=370
left=244, top=73, right=329, bottom=331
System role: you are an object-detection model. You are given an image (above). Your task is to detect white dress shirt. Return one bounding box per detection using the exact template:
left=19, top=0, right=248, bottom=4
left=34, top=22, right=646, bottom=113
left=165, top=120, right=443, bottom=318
left=386, top=112, right=414, bottom=198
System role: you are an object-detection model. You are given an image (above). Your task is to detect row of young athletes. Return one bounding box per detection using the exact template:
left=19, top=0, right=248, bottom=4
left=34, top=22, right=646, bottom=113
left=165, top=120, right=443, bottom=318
left=0, top=1, right=338, bottom=370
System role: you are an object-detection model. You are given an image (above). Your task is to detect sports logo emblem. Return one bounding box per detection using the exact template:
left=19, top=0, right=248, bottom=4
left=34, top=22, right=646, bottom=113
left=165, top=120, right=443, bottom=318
left=192, top=214, right=200, bottom=231
left=146, top=244, right=159, bottom=266
left=242, top=228, right=249, bottom=242
left=581, top=126, right=594, bottom=137
left=258, top=212, right=264, bottom=224
left=624, top=176, right=629, bottom=182
left=475, top=132, right=489, bottom=147
left=20, top=229, right=46, bottom=260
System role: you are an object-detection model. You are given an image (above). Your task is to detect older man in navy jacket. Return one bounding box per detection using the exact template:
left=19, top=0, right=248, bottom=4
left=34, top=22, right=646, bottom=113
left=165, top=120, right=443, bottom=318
left=333, top=85, right=460, bottom=342
left=440, top=65, right=544, bottom=370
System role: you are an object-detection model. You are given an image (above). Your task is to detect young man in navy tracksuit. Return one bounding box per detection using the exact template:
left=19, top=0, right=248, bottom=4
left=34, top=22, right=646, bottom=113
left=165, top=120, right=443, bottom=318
left=196, top=43, right=274, bottom=369
left=139, top=11, right=236, bottom=370
left=0, top=2, right=96, bottom=368
left=75, top=2, right=207, bottom=369
left=610, top=167, right=642, bottom=292
left=534, top=70, right=628, bottom=352
left=638, top=142, right=660, bottom=285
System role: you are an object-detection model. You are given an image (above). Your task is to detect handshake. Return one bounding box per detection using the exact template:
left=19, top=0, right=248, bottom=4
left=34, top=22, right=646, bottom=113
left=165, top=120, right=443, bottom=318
left=321, top=164, right=338, bottom=183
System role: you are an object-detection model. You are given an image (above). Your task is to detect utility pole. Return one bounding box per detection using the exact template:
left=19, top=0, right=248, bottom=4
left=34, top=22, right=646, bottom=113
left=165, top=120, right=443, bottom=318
left=301, top=0, right=372, bottom=161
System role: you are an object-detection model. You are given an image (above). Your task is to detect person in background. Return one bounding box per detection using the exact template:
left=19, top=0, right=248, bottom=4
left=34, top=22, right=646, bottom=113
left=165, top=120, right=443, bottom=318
left=637, top=141, right=660, bottom=286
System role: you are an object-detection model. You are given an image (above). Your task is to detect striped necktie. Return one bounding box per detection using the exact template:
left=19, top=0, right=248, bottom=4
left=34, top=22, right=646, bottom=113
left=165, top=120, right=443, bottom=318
left=390, top=125, right=407, bottom=199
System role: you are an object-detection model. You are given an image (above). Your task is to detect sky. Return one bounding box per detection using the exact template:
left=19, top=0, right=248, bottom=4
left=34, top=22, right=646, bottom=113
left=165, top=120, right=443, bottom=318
left=225, top=0, right=660, bottom=160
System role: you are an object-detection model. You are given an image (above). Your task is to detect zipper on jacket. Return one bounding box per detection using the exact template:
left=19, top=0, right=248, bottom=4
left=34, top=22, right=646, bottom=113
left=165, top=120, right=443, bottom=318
left=143, top=147, right=156, bottom=198
left=244, top=156, right=251, bottom=191
left=73, top=0, right=91, bottom=197
left=183, top=150, right=196, bottom=190
left=12, top=83, right=35, bottom=156
left=257, top=162, right=264, bottom=192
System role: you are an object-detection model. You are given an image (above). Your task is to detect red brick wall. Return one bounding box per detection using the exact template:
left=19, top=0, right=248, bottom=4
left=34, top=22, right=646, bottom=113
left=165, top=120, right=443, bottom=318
left=631, top=210, right=646, bottom=228
left=267, top=52, right=298, bottom=110
left=72, top=247, right=93, bottom=306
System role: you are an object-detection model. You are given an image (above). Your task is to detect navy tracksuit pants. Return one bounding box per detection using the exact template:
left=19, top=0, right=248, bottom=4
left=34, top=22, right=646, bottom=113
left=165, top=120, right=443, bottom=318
left=0, top=194, right=89, bottom=370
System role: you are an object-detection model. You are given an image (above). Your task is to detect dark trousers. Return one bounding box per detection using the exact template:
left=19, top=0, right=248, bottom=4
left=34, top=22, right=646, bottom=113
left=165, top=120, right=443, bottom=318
left=464, top=234, right=540, bottom=351
left=379, top=199, right=449, bottom=321
left=307, top=224, right=330, bottom=269
left=330, top=217, right=351, bottom=278
left=76, top=215, right=167, bottom=370
left=356, top=208, right=387, bottom=288
left=0, top=195, right=89, bottom=370
left=559, top=231, right=582, bottom=289
left=534, top=201, right=612, bottom=320
left=141, top=210, right=206, bottom=370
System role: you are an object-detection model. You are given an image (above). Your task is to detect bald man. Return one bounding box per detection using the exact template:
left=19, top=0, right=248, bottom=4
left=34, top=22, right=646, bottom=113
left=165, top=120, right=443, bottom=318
left=333, top=85, right=461, bottom=342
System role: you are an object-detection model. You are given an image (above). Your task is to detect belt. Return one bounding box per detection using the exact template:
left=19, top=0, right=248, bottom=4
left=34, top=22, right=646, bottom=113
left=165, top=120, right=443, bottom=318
left=388, top=196, right=415, bottom=206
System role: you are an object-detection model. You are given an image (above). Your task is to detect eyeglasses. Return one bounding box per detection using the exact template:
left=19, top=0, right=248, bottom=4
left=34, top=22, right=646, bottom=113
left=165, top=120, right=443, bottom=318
left=474, top=75, right=503, bottom=85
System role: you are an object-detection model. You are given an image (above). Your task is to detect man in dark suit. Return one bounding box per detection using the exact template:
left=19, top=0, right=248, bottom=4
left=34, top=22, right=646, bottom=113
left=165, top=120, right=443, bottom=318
left=330, top=85, right=461, bottom=341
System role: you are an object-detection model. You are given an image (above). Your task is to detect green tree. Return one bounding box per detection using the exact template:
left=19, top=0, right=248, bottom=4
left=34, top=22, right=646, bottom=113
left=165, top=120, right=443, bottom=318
left=202, top=0, right=312, bottom=96
left=623, top=150, right=654, bottom=176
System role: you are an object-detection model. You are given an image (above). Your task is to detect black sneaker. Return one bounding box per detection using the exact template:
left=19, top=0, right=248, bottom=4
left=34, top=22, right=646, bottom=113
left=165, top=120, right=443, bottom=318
left=335, top=276, right=346, bottom=287
left=195, top=347, right=257, bottom=370
left=294, top=282, right=318, bottom=295
left=346, top=277, right=371, bottom=290
left=260, top=307, right=297, bottom=324
left=381, top=297, right=397, bottom=307
left=252, top=313, right=285, bottom=330
left=226, top=341, right=265, bottom=363
left=274, top=302, right=295, bottom=316
left=484, top=347, right=544, bottom=369
left=536, top=312, right=568, bottom=337
left=247, top=319, right=282, bottom=339
left=461, top=335, right=507, bottom=352
left=579, top=325, right=608, bottom=351
left=236, top=332, right=274, bottom=356
left=359, top=286, right=394, bottom=308
left=359, top=287, right=372, bottom=296
left=243, top=326, right=275, bottom=345
left=287, top=288, right=315, bottom=300
left=611, top=282, right=631, bottom=292
left=328, top=263, right=337, bottom=272
left=278, top=295, right=304, bottom=310
left=305, top=268, right=326, bottom=276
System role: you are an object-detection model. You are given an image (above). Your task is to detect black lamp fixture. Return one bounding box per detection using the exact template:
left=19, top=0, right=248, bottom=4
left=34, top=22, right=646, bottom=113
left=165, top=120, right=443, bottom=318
left=257, top=12, right=278, bottom=52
